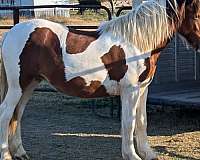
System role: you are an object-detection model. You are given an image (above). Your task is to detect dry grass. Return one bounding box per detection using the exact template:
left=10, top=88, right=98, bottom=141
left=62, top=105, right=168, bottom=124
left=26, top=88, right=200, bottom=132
left=0, top=9, right=108, bottom=26
left=149, top=132, right=200, bottom=160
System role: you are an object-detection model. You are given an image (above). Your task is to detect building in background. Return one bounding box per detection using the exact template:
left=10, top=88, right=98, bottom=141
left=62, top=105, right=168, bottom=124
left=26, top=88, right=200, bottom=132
left=0, top=0, right=70, bottom=17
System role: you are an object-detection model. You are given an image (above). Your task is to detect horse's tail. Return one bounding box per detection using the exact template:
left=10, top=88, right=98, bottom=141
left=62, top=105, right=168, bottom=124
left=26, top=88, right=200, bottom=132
left=0, top=32, right=8, bottom=103
left=0, top=57, right=8, bottom=103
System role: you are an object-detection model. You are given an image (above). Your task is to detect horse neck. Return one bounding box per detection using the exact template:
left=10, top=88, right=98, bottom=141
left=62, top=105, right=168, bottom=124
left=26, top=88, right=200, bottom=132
left=100, top=0, right=185, bottom=53
left=151, top=0, right=186, bottom=55
left=150, top=0, right=186, bottom=58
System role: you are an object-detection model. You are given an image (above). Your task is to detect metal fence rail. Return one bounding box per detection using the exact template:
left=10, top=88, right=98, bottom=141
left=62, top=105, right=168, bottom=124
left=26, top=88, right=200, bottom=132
left=0, top=5, right=133, bottom=29
left=0, top=4, right=112, bottom=29
left=116, top=6, right=132, bottom=17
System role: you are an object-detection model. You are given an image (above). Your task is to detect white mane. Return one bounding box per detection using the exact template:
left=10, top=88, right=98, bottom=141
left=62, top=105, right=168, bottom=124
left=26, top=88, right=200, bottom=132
left=98, top=0, right=178, bottom=52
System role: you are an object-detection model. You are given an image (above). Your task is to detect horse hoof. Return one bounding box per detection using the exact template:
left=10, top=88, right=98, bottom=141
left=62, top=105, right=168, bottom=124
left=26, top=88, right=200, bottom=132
left=13, top=154, right=30, bottom=160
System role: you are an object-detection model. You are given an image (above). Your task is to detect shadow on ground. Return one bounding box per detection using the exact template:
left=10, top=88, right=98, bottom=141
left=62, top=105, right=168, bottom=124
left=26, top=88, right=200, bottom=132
left=147, top=107, right=200, bottom=136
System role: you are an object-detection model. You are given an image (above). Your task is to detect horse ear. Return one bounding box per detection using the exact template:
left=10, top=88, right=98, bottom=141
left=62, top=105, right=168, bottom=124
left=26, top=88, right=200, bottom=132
left=132, top=0, right=143, bottom=9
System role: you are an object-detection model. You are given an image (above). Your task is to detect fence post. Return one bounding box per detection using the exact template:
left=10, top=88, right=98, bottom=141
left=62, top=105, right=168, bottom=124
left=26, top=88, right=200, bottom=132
left=116, top=6, right=132, bottom=17
left=13, top=8, right=20, bottom=25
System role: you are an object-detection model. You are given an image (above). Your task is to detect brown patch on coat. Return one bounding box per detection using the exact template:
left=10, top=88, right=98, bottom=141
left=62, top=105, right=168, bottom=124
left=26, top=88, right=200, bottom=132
left=19, top=27, right=108, bottom=98
left=138, top=38, right=171, bottom=83
left=66, top=28, right=100, bottom=54
left=101, top=45, right=128, bottom=82
left=64, top=77, right=109, bottom=98
left=19, top=27, right=61, bottom=89
left=139, top=52, right=160, bottom=82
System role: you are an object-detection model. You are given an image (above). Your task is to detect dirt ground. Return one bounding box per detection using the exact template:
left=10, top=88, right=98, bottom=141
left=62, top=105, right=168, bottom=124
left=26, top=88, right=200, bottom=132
left=20, top=90, right=200, bottom=160
left=0, top=13, right=199, bottom=160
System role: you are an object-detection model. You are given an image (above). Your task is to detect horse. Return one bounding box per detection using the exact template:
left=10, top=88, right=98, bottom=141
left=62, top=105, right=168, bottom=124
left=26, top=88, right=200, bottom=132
left=0, top=0, right=200, bottom=160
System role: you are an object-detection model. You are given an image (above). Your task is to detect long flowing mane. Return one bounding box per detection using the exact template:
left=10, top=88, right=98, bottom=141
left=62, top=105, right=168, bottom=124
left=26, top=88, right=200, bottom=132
left=98, top=0, right=178, bottom=52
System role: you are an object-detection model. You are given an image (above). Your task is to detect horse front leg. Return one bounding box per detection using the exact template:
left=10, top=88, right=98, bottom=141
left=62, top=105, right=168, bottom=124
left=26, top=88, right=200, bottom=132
left=134, top=87, right=157, bottom=160
left=120, top=87, right=142, bottom=160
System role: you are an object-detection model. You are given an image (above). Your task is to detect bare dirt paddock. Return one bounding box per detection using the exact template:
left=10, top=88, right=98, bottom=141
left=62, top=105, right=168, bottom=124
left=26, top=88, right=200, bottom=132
left=21, top=91, right=200, bottom=160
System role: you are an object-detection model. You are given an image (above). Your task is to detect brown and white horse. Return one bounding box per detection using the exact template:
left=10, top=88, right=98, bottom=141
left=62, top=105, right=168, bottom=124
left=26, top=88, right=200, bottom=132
left=0, top=0, right=200, bottom=160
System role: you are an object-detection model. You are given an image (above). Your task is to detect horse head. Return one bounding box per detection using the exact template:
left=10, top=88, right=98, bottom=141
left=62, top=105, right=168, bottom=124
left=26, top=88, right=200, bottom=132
left=178, top=0, right=200, bottom=52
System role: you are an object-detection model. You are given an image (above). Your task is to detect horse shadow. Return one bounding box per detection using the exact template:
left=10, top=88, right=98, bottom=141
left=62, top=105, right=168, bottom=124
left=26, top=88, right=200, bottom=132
left=147, top=107, right=200, bottom=136
left=153, top=146, right=199, bottom=160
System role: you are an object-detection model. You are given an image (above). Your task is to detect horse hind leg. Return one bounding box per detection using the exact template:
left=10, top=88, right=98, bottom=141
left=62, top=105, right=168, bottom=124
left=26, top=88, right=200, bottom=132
left=0, top=58, right=39, bottom=159
left=0, top=87, right=22, bottom=160
left=8, top=80, right=40, bottom=160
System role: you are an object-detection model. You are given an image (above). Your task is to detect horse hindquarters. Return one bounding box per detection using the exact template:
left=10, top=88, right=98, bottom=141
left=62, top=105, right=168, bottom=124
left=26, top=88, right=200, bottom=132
left=8, top=80, right=39, bottom=160
left=0, top=62, right=7, bottom=104
left=0, top=31, right=34, bottom=160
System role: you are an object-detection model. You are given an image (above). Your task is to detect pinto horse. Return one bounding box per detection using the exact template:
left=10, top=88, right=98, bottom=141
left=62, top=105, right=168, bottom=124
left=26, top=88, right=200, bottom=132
left=0, top=0, right=200, bottom=160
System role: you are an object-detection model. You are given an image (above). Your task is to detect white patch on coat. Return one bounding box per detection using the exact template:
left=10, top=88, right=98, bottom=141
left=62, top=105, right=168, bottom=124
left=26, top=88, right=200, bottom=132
left=119, top=44, right=150, bottom=88
left=103, top=76, right=120, bottom=95
left=62, top=33, right=150, bottom=95
left=63, top=34, right=113, bottom=84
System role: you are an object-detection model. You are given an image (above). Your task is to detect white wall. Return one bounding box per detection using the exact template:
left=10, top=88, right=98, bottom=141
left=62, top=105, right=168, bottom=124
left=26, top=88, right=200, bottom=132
left=0, top=0, right=70, bottom=17
left=33, top=0, right=69, bottom=5
left=16, top=0, right=34, bottom=6
left=33, top=0, right=70, bottom=18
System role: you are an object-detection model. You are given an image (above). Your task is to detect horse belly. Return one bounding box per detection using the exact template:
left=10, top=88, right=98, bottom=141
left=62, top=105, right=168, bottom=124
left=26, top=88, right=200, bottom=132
left=61, top=58, right=119, bottom=98
left=53, top=76, right=111, bottom=98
